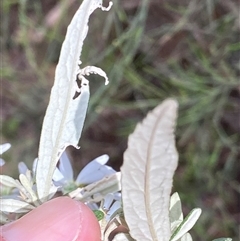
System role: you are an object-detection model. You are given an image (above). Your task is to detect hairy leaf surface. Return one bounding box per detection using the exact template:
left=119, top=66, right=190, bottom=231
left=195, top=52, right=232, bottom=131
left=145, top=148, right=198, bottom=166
left=70, top=172, right=121, bottom=202
left=0, top=199, right=34, bottom=213
left=121, top=99, right=179, bottom=241
left=36, top=0, right=111, bottom=201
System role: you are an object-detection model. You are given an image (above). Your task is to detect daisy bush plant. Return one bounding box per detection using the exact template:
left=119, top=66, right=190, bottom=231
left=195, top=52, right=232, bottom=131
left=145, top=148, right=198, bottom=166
left=0, top=1, right=232, bottom=241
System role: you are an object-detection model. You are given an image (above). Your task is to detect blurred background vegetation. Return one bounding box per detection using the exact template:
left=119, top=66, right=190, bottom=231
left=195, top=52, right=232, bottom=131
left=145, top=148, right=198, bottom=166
left=1, top=0, right=239, bottom=240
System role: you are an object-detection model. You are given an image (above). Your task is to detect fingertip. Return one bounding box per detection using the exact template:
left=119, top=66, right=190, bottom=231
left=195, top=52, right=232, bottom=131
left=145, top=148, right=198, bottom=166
left=1, top=197, right=101, bottom=241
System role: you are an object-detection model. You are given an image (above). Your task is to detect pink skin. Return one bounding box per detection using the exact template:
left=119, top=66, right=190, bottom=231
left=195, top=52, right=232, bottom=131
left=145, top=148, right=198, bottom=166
left=0, top=197, right=101, bottom=241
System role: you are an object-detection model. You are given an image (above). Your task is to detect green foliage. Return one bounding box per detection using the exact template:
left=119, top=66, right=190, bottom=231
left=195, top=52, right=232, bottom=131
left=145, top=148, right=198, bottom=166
left=93, top=210, right=105, bottom=221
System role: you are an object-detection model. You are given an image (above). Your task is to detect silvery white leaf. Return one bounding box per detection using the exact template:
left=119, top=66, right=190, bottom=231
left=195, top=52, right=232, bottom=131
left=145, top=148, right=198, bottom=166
left=36, top=0, right=112, bottom=201
left=0, top=175, right=19, bottom=188
left=80, top=66, right=109, bottom=85
left=103, top=214, right=132, bottom=241
left=112, top=233, right=133, bottom=241
left=71, top=172, right=121, bottom=202
left=212, top=238, right=232, bottom=241
left=31, top=158, right=38, bottom=175
left=180, top=233, right=192, bottom=241
left=19, top=174, right=38, bottom=203
left=0, top=176, right=32, bottom=202
left=170, top=192, right=183, bottom=232
left=170, top=208, right=202, bottom=241
left=121, top=99, right=179, bottom=241
left=25, top=170, right=33, bottom=186
left=0, top=199, right=35, bottom=213
left=105, top=200, right=122, bottom=221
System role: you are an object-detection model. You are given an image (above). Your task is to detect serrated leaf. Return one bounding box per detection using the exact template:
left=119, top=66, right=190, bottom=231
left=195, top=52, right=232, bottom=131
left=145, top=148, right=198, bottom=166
left=0, top=199, right=35, bottom=213
left=121, top=99, right=179, bottom=241
left=36, top=0, right=112, bottom=201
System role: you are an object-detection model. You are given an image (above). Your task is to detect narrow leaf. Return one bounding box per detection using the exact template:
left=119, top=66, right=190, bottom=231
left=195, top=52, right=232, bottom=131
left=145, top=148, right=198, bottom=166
left=170, top=208, right=202, bottom=241
left=212, top=238, right=232, bottom=241
left=0, top=175, right=19, bottom=188
left=0, top=199, right=35, bottom=213
left=70, top=172, right=121, bottom=202
left=36, top=0, right=112, bottom=201
left=19, top=174, right=38, bottom=203
left=121, top=99, right=179, bottom=241
left=170, top=192, right=183, bottom=232
left=0, top=176, right=33, bottom=202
